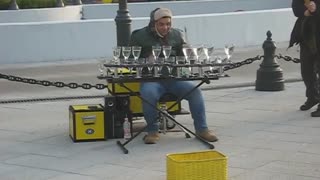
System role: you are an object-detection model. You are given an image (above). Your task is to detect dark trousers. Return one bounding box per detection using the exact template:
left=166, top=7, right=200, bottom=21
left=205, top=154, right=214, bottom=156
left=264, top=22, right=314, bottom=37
left=300, top=43, right=320, bottom=100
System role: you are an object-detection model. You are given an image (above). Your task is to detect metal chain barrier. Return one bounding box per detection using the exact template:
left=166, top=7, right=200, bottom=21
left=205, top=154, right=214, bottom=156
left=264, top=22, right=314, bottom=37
left=0, top=73, right=107, bottom=90
left=0, top=56, right=265, bottom=91
left=0, top=95, right=105, bottom=104
left=0, top=54, right=299, bottom=104
left=224, top=55, right=264, bottom=71
left=275, top=54, right=301, bottom=63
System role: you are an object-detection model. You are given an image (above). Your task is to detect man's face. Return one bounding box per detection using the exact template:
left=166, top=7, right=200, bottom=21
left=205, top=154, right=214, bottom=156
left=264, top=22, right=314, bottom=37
left=155, top=17, right=172, bottom=37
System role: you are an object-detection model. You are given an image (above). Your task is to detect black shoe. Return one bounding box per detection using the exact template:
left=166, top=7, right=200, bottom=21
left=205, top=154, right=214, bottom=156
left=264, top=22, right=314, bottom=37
left=311, top=108, right=320, bottom=117
left=300, top=99, right=318, bottom=111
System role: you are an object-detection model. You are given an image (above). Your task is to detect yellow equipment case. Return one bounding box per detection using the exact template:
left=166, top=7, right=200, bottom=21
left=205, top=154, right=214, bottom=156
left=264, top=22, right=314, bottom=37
left=107, top=81, right=181, bottom=116
left=69, top=104, right=105, bottom=142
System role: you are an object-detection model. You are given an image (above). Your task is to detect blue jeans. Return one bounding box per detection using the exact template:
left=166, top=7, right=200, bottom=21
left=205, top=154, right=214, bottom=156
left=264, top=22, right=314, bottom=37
left=140, top=80, right=208, bottom=133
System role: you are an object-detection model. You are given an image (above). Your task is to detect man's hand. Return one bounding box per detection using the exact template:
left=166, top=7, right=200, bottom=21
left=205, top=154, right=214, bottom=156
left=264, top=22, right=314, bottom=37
left=305, top=9, right=312, bottom=16
left=307, top=1, right=317, bottom=13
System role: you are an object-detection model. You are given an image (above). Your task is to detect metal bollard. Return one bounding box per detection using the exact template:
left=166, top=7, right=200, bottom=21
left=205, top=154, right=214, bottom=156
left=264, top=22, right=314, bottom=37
left=255, top=31, right=284, bottom=91
left=8, top=0, right=19, bottom=10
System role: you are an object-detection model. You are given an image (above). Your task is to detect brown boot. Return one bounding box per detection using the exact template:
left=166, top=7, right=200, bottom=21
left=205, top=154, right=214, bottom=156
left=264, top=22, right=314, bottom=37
left=143, top=132, right=160, bottom=144
left=196, top=130, right=218, bottom=142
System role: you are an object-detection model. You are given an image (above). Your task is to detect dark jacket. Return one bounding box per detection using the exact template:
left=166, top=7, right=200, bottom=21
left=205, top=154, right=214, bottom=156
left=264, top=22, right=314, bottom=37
left=289, top=0, right=320, bottom=54
left=129, top=26, right=186, bottom=58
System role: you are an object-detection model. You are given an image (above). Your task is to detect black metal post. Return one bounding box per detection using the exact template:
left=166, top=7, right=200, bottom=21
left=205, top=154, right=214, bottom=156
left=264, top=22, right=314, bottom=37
left=255, top=31, right=284, bottom=91
left=8, top=0, right=19, bottom=10
left=74, top=0, right=82, bottom=5
left=115, top=0, right=132, bottom=46
left=56, top=0, right=65, bottom=7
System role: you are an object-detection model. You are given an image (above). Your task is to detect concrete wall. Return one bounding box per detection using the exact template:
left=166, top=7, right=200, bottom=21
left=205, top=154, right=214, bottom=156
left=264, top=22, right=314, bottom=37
left=0, top=8, right=296, bottom=64
left=0, top=19, right=115, bottom=64
left=83, top=0, right=291, bottom=19
left=0, top=6, right=82, bottom=23
left=0, top=0, right=291, bottom=23
left=174, top=9, right=295, bottom=49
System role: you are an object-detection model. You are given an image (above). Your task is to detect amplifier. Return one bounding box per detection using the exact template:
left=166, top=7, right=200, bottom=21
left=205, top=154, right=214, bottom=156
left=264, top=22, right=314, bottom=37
left=69, top=104, right=105, bottom=142
left=113, top=94, right=132, bottom=138
left=104, top=95, right=117, bottom=139
left=105, top=95, right=132, bottom=139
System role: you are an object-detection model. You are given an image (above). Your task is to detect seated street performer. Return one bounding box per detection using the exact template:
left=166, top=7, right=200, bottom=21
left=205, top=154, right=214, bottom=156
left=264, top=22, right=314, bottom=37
left=129, top=7, right=218, bottom=144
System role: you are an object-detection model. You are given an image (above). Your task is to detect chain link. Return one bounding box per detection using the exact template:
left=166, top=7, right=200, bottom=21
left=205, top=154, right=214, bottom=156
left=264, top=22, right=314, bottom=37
left=275, top=54, right=301, bottom=63
left=0, top=95, right=105, bottom=104
left=224, top=55, right=264, bottom=71
left=0, top=73, right=107, bottom=90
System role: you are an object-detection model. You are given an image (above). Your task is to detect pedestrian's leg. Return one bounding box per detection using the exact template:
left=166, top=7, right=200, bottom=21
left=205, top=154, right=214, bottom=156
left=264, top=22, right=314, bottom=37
left=299, top=44, right=319, bottom=110
left=313, top=60, right=320, bottom=100
left=311, top=59, right=320, bottom=117
left=301, top=44, right=317, bottom=99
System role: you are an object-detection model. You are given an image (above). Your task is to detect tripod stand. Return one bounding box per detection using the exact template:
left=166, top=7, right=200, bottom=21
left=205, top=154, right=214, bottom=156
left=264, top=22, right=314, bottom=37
left=115, top=76, right=216, bottom=154
left=157, top=102, right=190, bottom=137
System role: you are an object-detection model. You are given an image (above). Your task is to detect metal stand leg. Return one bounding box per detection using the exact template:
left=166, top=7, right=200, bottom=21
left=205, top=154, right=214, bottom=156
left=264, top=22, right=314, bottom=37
left=116, top=77, right=214, bottom=154
left=116, top=126, right=147, bottom=154
left=158, top=105, right=190, bottom=138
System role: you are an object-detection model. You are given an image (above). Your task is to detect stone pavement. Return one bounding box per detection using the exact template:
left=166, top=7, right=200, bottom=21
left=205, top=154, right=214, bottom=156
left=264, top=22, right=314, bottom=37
left=1, top=42, right=320, bottom=180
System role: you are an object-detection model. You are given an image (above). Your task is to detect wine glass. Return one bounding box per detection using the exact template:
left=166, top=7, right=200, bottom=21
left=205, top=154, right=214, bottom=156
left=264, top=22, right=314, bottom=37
left=152, top=45, right=162, bottom=77
left=132, top=46, right=142, bottom=77
left=157, top=57, right=165, bottom=76
left=122, top=46, right=132, bottom=75
left=161, top=45, right=172, bottom=76
left=136, top=58, right=145, bottom=78
left=201, top=46, right=209, bottom=63
left=146, top=56, right=155, bottom=77
left=132, top=46, right=142, bottom=63
left=204, top=44, right=214, bottom=73
left=98, top=57, right=107, bottom=77
left=162, top=45, right=172, bottom=62
left=194, top=44, right=204, bottom=63
left=182, top=44, right=194, bottom=75
left=112, top=46, right=121, bottom=77
left=165, top=56, right=176, bottom=76
left=224, top=44, right=235, bottom=63
left=182, top=44, right=193, bottom=64
left=112, top=46, right=121, bottom=65
left=213, top=49, right=227, bottom=76
left=188, top=47, right=201, bottom=76
left=152, top=45, right=162, bottom=61
left=195, top=45, right=205, bottom=77
left=206, top=44, right=215, bottom=61
left=122, top=46, right=132, bottom=64
left=175, top=56, right=186, bottom=78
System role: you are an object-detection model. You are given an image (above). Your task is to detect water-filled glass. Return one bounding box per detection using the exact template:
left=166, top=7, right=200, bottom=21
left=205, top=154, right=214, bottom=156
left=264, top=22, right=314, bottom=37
left=122, top=46, right=132, bottom=64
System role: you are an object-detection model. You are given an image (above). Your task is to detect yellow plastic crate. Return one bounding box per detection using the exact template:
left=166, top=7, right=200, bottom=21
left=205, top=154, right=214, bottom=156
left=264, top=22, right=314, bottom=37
left=166, top=150, right=227, bottom=180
